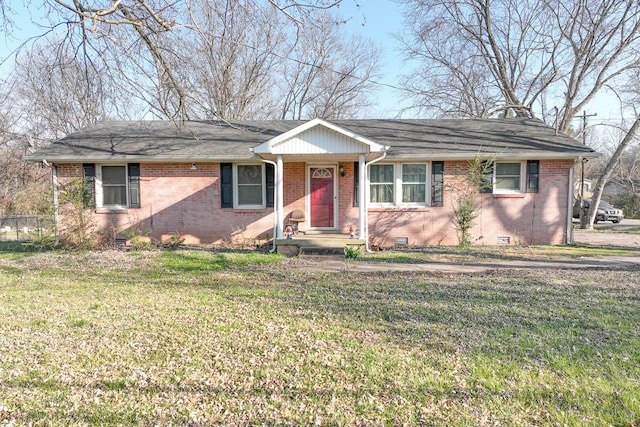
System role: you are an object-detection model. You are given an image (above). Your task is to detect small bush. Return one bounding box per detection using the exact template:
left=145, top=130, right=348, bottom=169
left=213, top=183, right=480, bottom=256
left=344, top=245, right=360, bottom=260
left=162, top=234, right=185, bottom=251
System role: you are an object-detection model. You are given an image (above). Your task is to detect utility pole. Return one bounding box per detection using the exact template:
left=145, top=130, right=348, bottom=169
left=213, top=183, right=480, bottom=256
left=580, top=110, right=597, bottom=145
left=575, top=111, right=597, bottom=228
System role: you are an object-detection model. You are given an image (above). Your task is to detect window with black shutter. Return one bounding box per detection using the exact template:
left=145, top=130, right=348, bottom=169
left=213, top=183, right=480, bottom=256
left=220, top=163, right=233, bottom=208
left=526, top=160, right=540, bottom=193
left=266, top=164, right=275, bottom=207
left=82, top=163, right=96, bottom=208
left=480, top=161, right=494, bottom=193
left=353, top=162, right=359, bottom=207
left=431, top=161, right=444, bottom=206
left=128, top=163, right=141, bottom=208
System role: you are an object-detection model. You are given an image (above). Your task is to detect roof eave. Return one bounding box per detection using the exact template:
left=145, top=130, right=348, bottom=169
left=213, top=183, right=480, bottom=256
left=386, top=151, right=600, bottom=161
left=25, top=155, right=260, bottom=164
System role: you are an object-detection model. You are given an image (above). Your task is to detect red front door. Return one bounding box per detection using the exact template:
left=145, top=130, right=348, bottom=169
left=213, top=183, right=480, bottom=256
left=310, top=167, right=335, bottom=228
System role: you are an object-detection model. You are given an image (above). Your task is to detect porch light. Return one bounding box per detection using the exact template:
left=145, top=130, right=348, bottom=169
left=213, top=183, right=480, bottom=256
left=191, top=162, right=197, bottom=170
left=339, top=165, right=345, bottom=177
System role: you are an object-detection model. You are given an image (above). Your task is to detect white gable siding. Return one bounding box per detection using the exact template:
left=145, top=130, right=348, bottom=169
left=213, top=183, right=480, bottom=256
left=270, top=126, right=369, bottom=155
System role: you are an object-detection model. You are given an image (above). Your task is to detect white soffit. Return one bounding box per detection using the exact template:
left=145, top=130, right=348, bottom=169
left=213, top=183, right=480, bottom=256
left=252, top=118, right=387, bottom=155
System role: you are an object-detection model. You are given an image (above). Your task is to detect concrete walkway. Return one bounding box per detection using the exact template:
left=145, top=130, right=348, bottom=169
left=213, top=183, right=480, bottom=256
left=293, top=255, right=640, bottom=274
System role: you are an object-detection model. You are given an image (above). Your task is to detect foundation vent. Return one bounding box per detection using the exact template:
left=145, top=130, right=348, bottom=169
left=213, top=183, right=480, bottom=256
left=395, top=237, right=409, bottom=246
left=497, top=236, right=511, bottom=245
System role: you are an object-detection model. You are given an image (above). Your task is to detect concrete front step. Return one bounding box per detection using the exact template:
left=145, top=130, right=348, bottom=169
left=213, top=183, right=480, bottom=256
left=275, top=235, right=365, bottom=256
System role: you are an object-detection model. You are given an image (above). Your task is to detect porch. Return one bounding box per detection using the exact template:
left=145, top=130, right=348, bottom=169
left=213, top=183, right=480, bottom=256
left=275, top=231, right=366, bottom=256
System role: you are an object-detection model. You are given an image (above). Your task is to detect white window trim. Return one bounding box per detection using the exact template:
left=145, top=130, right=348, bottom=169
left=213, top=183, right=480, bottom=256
left=234, top=163, right=266, bottom=209
left=493, top=161, right=526, bottom=194
left=369, top=163, right=395, bottom=208
left=95, top=164, right=129, bottom=210
left=400, top=163, right=429, bottom=207
left=369, top=163, right=431, bottom=208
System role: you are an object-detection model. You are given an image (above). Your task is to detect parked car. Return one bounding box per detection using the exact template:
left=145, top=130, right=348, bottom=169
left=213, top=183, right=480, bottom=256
left=572, top=199, right=624, bottom=223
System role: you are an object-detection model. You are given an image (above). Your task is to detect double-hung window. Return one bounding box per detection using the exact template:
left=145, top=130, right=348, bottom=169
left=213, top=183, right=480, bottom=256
left=483, top=161, right=539, bottom=194
left=236, top=164, right=264, bottom=207
left=220, top=163, right=274, bottom=209
left=101, top=166, right=128, bottom=206
left=369, top=163, right=438, bottom=207
left=402, top=164, right=427, bottom=204
left=370, top=164, right=394, bottom=204
left=86, top=163, right=141, bottom=210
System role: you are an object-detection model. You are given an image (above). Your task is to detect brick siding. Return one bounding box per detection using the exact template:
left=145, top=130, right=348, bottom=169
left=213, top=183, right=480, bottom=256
left=54, top=159, right=572, bottom=246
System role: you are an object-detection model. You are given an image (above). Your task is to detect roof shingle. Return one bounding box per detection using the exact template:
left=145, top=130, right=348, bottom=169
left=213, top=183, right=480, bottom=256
left=27, top=118, right=596, bottom=162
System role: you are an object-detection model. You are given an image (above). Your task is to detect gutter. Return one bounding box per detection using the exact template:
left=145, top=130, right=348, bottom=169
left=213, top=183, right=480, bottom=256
left=567, top=159, right=577, bottom=244
left=384, top=151, right=600, bottom=161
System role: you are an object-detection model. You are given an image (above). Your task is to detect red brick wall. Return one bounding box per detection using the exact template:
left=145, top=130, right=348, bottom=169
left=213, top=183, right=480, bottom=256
left=56, top=163, right=275, bottom=245
left=55, top=159, right=572, bottom=246
left=367, top=160, right=572, bottom=246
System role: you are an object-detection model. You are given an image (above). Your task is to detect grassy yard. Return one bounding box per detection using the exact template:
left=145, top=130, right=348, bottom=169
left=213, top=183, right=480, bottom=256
left=1, top=249, right=639, bottom=426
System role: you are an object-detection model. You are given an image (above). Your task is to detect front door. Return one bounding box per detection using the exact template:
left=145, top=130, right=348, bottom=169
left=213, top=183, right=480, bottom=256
left=309, top=167, right=335, bottom=228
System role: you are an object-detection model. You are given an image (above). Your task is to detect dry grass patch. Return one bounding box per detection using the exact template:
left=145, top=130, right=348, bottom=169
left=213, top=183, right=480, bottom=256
left=1, top=249, right=639, bottom=425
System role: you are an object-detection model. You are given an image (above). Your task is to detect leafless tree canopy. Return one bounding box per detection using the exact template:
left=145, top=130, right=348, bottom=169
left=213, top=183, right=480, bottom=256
left=0, top=0, right=379, bottom=214
left=1, top=0, right=380, bottom=122
left=398, top=0, right=640, bottom=132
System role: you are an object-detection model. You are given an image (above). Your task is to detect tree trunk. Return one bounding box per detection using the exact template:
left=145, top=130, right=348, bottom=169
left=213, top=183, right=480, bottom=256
left=584, top=115, right=640, bottom=229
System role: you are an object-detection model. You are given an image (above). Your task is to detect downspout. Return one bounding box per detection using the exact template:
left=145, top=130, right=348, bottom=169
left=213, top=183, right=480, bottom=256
left=259, top=158, right=279, bottom=253
left=567, top=159, right=576, bottom=245
left=364, top=152, right=387, bottom=253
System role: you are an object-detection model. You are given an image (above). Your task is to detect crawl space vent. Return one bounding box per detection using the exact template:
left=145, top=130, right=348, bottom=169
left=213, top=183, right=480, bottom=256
left=497, top=236, right=511, bottom=245
left=395, top=237, right=409, bottom=246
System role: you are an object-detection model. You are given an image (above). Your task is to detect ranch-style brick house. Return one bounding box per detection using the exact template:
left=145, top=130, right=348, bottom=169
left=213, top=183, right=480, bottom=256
left=28, top=117, right=597, bottom=249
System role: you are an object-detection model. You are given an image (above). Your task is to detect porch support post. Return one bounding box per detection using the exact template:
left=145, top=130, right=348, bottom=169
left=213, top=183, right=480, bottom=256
left=358, top=154, right=366, bottom=239
left=276, top=155, right=284, bottom=239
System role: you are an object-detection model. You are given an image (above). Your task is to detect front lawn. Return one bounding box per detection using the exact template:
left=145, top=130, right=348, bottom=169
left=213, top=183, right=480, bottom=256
left=1, top=250, right=639, bottom=425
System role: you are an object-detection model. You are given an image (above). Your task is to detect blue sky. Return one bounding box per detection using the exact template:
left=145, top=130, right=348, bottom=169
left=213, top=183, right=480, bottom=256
left=334, top=0, right=413, bottom=118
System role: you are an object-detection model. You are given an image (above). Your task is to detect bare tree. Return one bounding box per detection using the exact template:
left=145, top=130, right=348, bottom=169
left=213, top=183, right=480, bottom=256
left=0, top=80, right=50, bottom=216
left=610, top=145, right=640, bottom=196
left=278, top=12, right=380, bottom=119
left=10, top=42, right=116, bottom=139
left=399, top=0, right=559, bottom=118
left=398, top=0, right=640, bottom=131
left=183, top=0, right=285, bottom=120
left=586, top=115, right=640, bottom=227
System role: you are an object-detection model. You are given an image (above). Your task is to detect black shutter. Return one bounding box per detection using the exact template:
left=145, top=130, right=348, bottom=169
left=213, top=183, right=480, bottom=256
left=266, top=163, right=275, bottom=208
left=82, top=163, right=96, bottom=208
left=353, top=161, right=359, bottom=207
left=527, top=160, right=540, bottom=193
left=220, top=163, right=233, bottom=208
left=480, top=161, right=494, bottom=193
left=431, top=161, right=444, bottom=207
left=128, top=163, right=141, bottom=208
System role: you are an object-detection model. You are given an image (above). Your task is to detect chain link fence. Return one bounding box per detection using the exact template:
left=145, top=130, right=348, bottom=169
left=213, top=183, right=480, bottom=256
left=0, top=215, right=55, bottom=242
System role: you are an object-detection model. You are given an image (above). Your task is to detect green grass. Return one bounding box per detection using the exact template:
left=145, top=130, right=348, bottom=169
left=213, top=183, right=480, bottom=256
left=1, top=249, right=639, bottom=425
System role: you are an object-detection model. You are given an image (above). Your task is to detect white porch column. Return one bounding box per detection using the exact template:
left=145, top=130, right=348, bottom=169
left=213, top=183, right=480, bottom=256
left=358, top=154, right=366, bottom=239
left=276, top=155, right=284, bottom=239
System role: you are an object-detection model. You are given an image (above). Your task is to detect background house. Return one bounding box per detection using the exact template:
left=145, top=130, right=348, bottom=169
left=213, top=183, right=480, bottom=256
left=27, top=118, right=597, bottom=248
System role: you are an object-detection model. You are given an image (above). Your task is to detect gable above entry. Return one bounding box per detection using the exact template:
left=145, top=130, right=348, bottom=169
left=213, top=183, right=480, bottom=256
left=252, top=118, right=388, bottom=162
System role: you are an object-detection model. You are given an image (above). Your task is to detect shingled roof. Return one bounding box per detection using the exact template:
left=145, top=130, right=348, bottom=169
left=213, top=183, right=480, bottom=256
left=27, top=118, right=596, bottom=163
